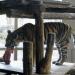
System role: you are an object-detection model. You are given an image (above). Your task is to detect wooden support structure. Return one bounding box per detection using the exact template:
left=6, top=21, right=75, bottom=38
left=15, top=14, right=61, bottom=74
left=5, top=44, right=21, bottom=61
left=1, top=0, right=75, bottom=19
left=23, top=41, right=33, bottom=75
left=36, top=33, right=55, bottom=74
left=35, top=13, right=44, bottom=73
left=43, top=33, right=54, bottom=73
left=1, top=0, right=75, bottom=75
left=30, top=1, right=44, bottom=73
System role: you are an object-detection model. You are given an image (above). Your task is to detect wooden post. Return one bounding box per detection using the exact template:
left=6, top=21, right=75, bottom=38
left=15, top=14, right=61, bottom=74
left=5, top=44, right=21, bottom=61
left=31, top=1, right=44, bottom=73
left=23, top=41, right=33, bottom=75
left=30, top=0, right=44, bottom=73
left=36, top=33, right=55, bottom=74
left=29, top=0, right=45, bottom=73
left=44, top=33, right=55, bottom=73
left=35, top=13, right=44, bottom=73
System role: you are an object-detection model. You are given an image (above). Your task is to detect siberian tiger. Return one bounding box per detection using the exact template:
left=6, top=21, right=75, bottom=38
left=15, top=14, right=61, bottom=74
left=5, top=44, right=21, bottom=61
left=2, top=22, right=71, bottom=65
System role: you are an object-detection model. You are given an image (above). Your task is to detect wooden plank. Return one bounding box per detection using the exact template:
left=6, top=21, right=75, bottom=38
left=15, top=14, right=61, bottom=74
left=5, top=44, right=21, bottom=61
left=0, top=1, right=75, bottom=19
left=46, top=7, right=75, bottom=13
left=0, top=61, right=23, bottom=74
left=42, top=12, right=75, bottom=19
left=0, top=1, right=75, bottom=15
left=43, top=1, right=71, bottom=8
left=7, top=11, right=75, bottom=19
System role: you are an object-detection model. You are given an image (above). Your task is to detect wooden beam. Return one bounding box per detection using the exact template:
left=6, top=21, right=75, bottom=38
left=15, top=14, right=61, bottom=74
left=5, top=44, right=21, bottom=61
left=43, top=1, right=70, bottom=8
left=46, top=7, right=75, bottom=13
left=6, top=10, right=75, bottom=19
left=0, top=1, right=75, bottom=20
left=42, top=12, right=75, bottom=19
left=0, top=1, right=75, bottom=15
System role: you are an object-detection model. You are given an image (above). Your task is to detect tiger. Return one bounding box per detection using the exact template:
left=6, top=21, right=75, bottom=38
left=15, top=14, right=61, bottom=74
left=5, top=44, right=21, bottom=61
left=2, top=22, right=71, bottom=65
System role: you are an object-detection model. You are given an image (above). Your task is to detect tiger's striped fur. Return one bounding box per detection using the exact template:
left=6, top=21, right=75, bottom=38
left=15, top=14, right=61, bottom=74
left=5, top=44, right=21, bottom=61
left=5, top=22, right=71, bottom=65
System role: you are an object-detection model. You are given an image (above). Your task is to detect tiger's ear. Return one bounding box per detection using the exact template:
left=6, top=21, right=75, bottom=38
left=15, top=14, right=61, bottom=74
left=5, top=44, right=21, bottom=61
left=8, top=30, right=11, bottom=34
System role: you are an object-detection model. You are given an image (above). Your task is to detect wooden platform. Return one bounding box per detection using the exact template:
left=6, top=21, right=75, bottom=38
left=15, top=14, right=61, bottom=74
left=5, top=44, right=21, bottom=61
left=0, top=61, right=75, bottom=75
left=0, top=61, right=23, bottom=74
left=1, top=1, right=75, bottom=19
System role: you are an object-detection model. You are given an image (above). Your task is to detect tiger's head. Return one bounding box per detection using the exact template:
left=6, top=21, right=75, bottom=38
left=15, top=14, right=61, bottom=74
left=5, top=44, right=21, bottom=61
left=5, top=30, right=17, bottom=49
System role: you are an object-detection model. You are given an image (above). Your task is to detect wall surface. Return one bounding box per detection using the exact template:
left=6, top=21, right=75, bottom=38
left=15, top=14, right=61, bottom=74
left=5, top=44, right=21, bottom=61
left=63, top=20, right=75, bottom=34
left=63, top=20, right=75, bottom=63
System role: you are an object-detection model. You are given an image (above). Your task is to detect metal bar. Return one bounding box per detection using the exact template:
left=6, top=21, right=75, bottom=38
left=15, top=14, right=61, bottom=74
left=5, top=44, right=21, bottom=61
left=14, top=18, right=18, bottom=60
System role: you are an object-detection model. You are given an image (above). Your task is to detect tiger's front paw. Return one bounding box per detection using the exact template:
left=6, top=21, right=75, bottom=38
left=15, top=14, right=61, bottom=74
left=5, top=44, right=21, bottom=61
left=55, top=62, right=63, bottom=65
left=52, top=61, right=57, bottom=64
left=52, top=61, right=63, bottom=65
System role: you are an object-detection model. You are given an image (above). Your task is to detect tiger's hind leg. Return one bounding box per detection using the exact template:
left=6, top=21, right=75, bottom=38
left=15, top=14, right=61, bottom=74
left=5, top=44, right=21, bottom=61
left=53, top=46, right=68, bottom=65
left=52, top=43, right=63, bottom=65
left=54, top=41, right=69, bottom=65
left=55, top=46, right=68, bottom=65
